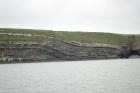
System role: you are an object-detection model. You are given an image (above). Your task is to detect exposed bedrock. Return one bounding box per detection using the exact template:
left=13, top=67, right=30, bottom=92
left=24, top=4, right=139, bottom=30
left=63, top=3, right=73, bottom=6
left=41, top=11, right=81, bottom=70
left=117, top=36, right=140, bottom=58
left=0, top=39, right=139, bottom=63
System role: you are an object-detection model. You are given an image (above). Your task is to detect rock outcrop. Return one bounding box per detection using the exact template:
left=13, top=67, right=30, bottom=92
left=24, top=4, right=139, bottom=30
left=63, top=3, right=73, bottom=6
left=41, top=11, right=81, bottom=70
left=117, top=36, right=140, bottom=58
left=0, top=38, right=139, bottom=63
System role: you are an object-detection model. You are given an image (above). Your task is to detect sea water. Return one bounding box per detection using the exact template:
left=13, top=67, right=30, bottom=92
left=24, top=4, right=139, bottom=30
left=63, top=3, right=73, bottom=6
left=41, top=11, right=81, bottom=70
left=0, top=59, right=140, bottom=93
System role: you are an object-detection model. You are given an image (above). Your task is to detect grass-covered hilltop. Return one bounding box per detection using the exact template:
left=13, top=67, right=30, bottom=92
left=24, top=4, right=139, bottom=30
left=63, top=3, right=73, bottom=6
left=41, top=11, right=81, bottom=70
left=0, top=28, right=140, bottom=45
left=0, top=28, right=140, bottom=63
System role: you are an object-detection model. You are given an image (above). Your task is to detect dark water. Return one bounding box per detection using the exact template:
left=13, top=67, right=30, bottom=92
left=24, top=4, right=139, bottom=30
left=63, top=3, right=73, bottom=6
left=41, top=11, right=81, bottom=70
left=0, top=59, right=140, bottom=93
left=129, top=55, right=140, bottom=58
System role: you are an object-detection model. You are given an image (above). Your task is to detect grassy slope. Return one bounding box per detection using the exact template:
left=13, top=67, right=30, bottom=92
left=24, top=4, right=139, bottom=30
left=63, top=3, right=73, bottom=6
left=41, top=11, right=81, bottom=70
left=0, top=28, right=139, bottom=45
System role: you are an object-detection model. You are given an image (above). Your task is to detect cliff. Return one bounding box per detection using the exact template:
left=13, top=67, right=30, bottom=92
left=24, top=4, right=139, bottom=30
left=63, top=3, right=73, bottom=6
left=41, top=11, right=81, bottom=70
left=0, top=39, right=122, bottom=63
left=0, top=28, right=140, bottom=63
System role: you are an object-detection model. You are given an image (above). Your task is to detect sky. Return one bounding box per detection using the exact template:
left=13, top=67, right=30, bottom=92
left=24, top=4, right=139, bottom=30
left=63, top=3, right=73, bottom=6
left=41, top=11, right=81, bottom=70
left=0, top=0, right=140, bottom=34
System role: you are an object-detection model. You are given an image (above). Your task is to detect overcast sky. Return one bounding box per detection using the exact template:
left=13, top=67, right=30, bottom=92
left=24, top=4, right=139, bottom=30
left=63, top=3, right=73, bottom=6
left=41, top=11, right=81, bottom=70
left=0, top=0, right=140, bottom=34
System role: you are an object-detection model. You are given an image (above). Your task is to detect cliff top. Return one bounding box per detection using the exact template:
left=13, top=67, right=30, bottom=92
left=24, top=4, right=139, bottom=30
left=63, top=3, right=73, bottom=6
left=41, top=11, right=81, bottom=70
left=0, top=28, right=140, bottom=46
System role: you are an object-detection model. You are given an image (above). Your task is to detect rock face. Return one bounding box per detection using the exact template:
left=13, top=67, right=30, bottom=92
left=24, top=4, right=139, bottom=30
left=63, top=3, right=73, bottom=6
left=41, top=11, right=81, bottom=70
left=117, top=36, right=140, bottom=58
left=0, top=40, right=120, bottom=63
left=0, top=38, right=139, bottom=63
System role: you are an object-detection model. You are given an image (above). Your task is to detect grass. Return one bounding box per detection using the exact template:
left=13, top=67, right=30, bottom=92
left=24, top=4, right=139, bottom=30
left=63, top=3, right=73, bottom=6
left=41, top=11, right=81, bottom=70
left=0, top=28, right=140, bottom=45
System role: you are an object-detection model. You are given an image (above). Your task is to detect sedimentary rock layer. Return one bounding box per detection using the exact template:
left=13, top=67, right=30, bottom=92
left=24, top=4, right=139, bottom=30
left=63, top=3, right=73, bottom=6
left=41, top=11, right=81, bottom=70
left=0, top=39, right=139, bottom=63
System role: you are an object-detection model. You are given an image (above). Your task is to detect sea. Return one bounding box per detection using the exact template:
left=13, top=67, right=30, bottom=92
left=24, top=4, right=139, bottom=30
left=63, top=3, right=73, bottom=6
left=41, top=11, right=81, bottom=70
left=0, top=59, right=140, bottom=93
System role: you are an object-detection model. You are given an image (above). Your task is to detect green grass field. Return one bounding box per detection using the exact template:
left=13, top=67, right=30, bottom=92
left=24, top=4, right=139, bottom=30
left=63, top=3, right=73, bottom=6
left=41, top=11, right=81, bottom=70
left=0, top=28, right=140, bottom=45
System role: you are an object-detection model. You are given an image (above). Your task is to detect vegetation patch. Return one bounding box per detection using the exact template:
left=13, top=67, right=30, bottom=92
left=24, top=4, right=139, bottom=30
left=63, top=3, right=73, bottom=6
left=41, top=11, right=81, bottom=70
left=0, top=28, right=140, bottom=45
